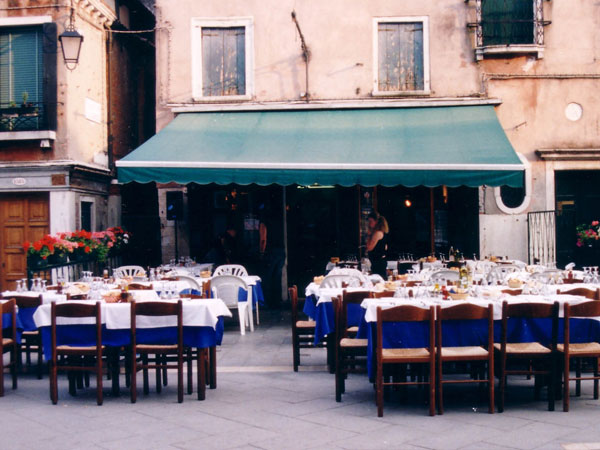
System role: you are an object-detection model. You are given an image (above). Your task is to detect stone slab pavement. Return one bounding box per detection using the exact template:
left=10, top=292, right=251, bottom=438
left=2, top=309, right=600, bottom=449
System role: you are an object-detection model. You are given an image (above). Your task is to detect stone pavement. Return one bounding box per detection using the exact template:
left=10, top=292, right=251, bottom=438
left=3, top=308, right=600, bottom=450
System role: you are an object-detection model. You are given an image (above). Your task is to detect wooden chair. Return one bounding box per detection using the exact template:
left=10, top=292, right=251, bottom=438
left=128, top=283, right=153, bottom=290
left=289, top=286, right=325, bottom=372
left=495, top=301, right=559, bottom=412
left=436, top=303, right=495, bottom=414
left=560, top=301, right=600, bottom=411
left=130, top=300, right=184, bottom=403
left=9, top=294, right=44, bottom=379
left=376, top=305, right=436, bottom=417
left=49, top=301, right=103, bottom=405
left=557, top=288, right=600, bottom=301
left=0, top=299, right=18, bottom=396
left=370, top=290, right=396, bottom=299
left=334, top=291, right=369, bottom=402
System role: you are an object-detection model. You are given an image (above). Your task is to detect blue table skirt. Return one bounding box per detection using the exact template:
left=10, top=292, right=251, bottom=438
left=39, top=317, right=225, bottom=361
left=303, top=297, right=366, bottom=345
left=364, top=317, right=600, bottom=378
left=2, top=312, right=23, bottom=344
left=198, top=281, right=264, bottom=309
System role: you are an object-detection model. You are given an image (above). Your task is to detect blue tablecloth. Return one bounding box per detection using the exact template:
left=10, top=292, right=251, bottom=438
left=364, top=317, right=600, bottom=378
left=303, top=296, right=366, bottom=345
left=238, top=282, right=265, bottom=308
left=2, top=312, right=23, bottom=344
left=38, top=317, right=225, bottom=361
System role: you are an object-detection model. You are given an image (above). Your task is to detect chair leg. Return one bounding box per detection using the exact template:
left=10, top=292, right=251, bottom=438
left=255, top=302, right=260, bottom=325
left=237, top=307, right=246, bottom=335
left=162, top=354, right=168, bottom=386
left=429, top=363, right=436, bottom=417
left=209, top=346, right=217, bottom=389
left=247, top=304, right=254, bottom=333
left=335, top=352, right=342, bottom=402
left=155, top=355, right=162, bottom=394
left=11, top=345, right=17, bottom=390
left=177, top=353, right=184, bottom=404
left=376, top=369, right=384, bottom=417
left=187, top=348, right=193, bottom=395
left=548, top=357, right=556, bottom=412
left=50, top=360, right=58, bottom=404
left=130, top=354, right=137, bottom=403
left=36, top=338, right=43, bottom=380
left=197, top=348, right=206, bottom=401
left=0, top=350, right=5, bottom=397
left=488, top=360, right=495, bottom=414
left=97, top=357, right=103, bottom=406
left=437, top=360, right=444, bottom=415
left=594, top=358, right=599, bottom=400
left=576, top=358, right=582, bottom=397
left=142, top=354, right=149, bottom=395
left=564, top=355, right=570, bottom=412
left=498, top=356, right=506, bottom=413
left=292, top=335, right=300, bottom=372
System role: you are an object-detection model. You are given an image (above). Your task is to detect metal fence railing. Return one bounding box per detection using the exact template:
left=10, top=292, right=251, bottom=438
left=528, top=210, right=556, bottom=267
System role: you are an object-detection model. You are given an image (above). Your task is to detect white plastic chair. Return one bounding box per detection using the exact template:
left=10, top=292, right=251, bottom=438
left=486, top=264, right=521, bottom=284
left=320, top=274, right=362, bottom=289
left=114, top=265, right=146, bottom=279
left=213, top=264, right=248, bottom=277
left=210, top=275, right=253, bottom=335
left=328, top=268, right=368, bottom=284
left=429, top=270, right=460, bottom=284
left=176, top=275, right=202, bottom=293
left=213, top=265, right=260, bottom=325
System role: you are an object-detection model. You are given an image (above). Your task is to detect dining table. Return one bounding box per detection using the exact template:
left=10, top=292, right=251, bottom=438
left=359, top=292, right=600, bottom=378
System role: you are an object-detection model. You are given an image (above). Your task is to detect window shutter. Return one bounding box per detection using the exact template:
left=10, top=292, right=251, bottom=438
left=43, top=22, right=57, bottom=130
left=378, top=22, right=424, bottom=92
left=202, top=26, right=245, bottom=97
left=482, top=0, right=534, bottom=46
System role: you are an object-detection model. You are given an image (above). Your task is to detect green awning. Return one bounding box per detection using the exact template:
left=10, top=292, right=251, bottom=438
left=116, top=105, right=524, bottom=188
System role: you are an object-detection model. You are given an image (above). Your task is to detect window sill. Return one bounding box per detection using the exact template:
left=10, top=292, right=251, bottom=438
left=475, top=44, right=544, bottom=61
left=191, top=94, right=253, bottom=103
left=0, top=130, right=56, bottom=141
left=371, top=90, right=431, bottom=98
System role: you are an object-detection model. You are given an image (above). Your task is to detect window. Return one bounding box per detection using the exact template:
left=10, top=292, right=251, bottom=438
left=373, top=17, right=430, bottom=95
left=482, top=0, right=534, bottom=46
left=81, top=200, right=94, bottom=231
left=192, top=18, right=253, bottom=101
left=470, top=0, right=547, bottom=60
left=0, top=26, right=44, bottom=131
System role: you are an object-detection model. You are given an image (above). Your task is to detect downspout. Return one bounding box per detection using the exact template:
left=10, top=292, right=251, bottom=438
left=291, top=11, right=310, bottom=102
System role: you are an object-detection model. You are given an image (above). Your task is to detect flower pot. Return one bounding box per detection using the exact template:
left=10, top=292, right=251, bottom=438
left=48, top=252, right=68, bottom=265
left=27, top=255, right=48, bottom=270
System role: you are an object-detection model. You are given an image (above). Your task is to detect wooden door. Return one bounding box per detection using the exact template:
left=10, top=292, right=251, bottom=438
left=0, top=193, right=49, bottom=291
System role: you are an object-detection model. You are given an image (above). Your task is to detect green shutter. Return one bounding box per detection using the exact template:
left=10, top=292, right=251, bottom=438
left=482, top=0, right=534, bottom=46
left=378, top=22, right=424, bottom=92
left=202, top=27, right=245, bottom=96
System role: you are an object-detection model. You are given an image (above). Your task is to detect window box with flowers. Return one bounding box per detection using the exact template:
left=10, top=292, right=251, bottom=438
left=23, top=228, right=131, bottom=271
left=575, top=220, right=600, bottom=267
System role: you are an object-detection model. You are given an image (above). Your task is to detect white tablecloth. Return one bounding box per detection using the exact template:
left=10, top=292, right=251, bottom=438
left=2, top=291, right=67, bottom=303
left=32, top=298, right=232, bottom=329
left=361, top=294, right=597, bottom=323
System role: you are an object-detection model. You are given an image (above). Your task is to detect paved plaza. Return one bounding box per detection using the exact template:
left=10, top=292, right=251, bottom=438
left=3, top=309, right=600, bottom=450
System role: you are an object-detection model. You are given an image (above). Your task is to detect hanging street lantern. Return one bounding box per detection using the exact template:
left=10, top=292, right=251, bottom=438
left=58, top=0, right=84, bottom=70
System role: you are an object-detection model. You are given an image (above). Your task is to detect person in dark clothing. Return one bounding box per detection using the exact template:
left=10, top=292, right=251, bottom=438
left=366, top=211, right=389, bottom=278
left=259, top=209, right=286, bottom=308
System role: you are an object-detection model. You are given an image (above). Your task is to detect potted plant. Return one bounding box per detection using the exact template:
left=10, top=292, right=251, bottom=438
left=19, top=91, right=36, bottom=115
left=575, top=220, right=600, bottom=267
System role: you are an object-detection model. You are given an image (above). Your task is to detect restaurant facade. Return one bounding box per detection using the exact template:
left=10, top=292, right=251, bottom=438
left=116, top=0, right=600, bottom=293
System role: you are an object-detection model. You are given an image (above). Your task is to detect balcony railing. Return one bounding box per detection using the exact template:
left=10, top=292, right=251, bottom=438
left=0, top=101, right=48, bottom=132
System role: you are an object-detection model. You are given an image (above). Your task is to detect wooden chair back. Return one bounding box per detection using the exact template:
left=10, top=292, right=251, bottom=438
left=501, top=289, right=522, bottom=296
left=130, top=300, right=183, bottom=346
left=557, top=288, right=600, bottom=300
left=50, top=301, right=102, bottom=358
left=376, top=305, right=435, bottom=357
left=202, top=280, right=211, bottom=298
left=370, top=290, right=396, bottom=298
left=500, top=300, right=559, bottom=347
left=436, top=303, right=494, bottom=350
left=128, top=283, right=153, bottom=290
left=289, top=286, right=299, bottom=329
left=0, top=299, right=17, bottom=340
left=337, top=290, right=370, bottom=339
left=5, top=294, right=43, bottom=309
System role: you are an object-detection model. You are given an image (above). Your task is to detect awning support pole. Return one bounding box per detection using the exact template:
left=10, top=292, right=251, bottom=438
left=430, top=188, right=435, bottom=255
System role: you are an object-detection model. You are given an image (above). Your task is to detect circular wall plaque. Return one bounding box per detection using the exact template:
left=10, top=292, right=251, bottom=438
left=565, top=102, right=583, bottom=121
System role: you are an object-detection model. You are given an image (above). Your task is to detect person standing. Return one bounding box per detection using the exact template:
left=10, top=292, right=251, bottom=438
left=259, top=207, right=286, bottom=308
left=366, top=211, right=389, bottom=278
